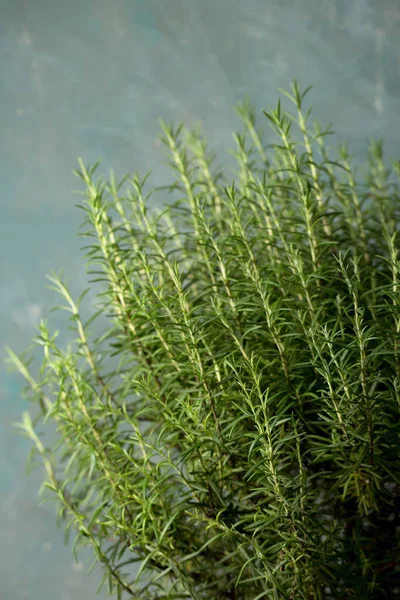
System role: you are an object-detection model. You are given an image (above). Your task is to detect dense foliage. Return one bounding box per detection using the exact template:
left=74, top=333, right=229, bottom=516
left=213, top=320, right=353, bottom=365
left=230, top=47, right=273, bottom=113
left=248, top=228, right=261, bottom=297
left=8, top=83, right=400, bottom=599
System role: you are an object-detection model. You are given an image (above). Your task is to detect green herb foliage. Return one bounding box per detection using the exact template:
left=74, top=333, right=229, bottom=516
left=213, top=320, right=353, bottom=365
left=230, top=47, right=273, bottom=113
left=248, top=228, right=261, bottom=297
left=7, top=83, right=400, bottom=599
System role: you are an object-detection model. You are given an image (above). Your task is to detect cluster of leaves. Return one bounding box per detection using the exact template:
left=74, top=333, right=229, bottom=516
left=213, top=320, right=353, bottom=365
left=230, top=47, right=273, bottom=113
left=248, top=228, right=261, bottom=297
left=7, top=83, right=400, bottom=599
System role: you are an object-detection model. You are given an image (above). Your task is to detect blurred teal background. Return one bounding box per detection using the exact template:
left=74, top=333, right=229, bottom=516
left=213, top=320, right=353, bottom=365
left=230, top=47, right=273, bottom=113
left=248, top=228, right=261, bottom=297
left=1, top=1, right=399, bottom=598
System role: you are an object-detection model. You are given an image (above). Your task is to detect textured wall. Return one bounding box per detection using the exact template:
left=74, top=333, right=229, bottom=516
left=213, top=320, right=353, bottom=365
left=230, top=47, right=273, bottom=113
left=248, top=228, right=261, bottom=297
left=1, top=1, right=399, bottom=598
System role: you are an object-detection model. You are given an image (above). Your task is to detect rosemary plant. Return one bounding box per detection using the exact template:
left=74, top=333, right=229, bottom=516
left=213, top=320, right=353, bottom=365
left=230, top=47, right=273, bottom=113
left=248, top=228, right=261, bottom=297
left=7, top=82, right=400, bottom=599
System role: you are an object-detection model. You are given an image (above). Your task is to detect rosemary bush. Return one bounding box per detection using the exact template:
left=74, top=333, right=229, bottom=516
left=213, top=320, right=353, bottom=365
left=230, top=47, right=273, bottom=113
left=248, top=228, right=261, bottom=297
left=7, top=83, right=400, bottom=599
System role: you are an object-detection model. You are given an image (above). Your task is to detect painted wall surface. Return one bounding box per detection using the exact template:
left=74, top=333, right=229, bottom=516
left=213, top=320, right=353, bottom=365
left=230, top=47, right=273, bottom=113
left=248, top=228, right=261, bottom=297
left=0, top=1, right=399, bottom=598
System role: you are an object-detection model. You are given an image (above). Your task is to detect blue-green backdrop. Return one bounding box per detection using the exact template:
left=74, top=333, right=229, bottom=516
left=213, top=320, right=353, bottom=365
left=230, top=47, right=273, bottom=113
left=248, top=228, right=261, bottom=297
left=1, top=1, right=399, bottom=598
